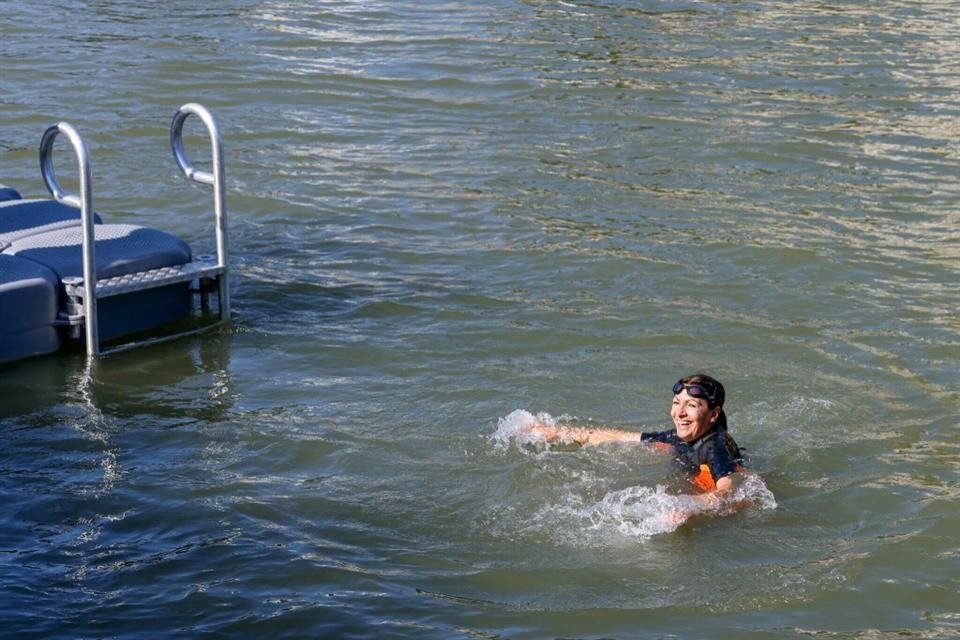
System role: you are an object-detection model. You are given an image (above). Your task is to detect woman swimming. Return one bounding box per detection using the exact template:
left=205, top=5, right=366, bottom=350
left=530, top=373, right=751, bottom=510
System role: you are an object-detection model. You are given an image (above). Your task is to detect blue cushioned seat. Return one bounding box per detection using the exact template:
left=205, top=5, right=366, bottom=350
left=0, top=254, right=61, bottom=363
left=0, top=198, right=103, bottom=243
left=4, top=223, right=191, bottom=279
left=4, top=224, right=194, bottom=342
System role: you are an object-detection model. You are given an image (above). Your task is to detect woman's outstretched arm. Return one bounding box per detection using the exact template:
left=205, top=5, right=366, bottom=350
left=530, top=423, right=644, bottom=446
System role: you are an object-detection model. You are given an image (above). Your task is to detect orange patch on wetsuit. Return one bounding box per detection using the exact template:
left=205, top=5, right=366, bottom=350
left=691, top=463, right=745, bottom=492
left=692, top=464, right=716, bottom=491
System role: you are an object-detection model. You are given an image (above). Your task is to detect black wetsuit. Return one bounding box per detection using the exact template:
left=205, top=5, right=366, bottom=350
left=641, top=426, right=743, bottom=489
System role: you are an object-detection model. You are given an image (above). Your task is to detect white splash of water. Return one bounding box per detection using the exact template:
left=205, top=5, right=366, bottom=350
left=730, top=471, right=778, bottom=511
left=490, top=409, right=574, bottom=452
left=514, top=483, right=714, bottom=544
left=531, top=475, right=777, bottom=545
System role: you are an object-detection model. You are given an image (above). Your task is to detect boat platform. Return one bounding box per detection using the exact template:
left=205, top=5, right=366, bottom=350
left=0, top=103, right=230, bottom=364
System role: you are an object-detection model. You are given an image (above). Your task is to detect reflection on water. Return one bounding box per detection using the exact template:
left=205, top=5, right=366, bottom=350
left=85, top=333, right=236, bottom=421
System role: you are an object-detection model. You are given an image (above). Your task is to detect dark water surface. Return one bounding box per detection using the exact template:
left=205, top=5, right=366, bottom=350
left=2, top=1, right=960, bottom=638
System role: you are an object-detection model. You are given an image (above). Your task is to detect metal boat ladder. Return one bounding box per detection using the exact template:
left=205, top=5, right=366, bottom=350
left=41, top=103, right=231, bottom=357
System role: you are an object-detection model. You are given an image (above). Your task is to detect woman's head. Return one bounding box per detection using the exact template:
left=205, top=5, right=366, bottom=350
left=670, top=373, right=727, bottom=442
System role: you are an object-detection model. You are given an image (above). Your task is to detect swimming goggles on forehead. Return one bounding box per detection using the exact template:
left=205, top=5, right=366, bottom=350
left=672, top=381, right=718, bottom=405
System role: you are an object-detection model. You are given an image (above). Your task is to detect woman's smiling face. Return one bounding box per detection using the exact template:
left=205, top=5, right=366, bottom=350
left=671, top=389, right=721, bottom=442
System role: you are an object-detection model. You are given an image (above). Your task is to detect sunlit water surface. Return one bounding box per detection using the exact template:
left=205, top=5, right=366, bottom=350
left=2, top=1, right=960, bottom=638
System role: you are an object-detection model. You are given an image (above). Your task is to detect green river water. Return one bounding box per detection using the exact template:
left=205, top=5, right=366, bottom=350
left=2, top=1, right=960, bottom=638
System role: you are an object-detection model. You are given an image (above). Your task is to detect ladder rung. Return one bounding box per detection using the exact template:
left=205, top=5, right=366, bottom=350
left=63, top=260, right=225, bottom=299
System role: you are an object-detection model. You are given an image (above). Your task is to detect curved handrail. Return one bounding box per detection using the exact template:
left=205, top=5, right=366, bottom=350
left=170, top=103, right=230, bottom=319
left=39, top=122, right=99, bottom=356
